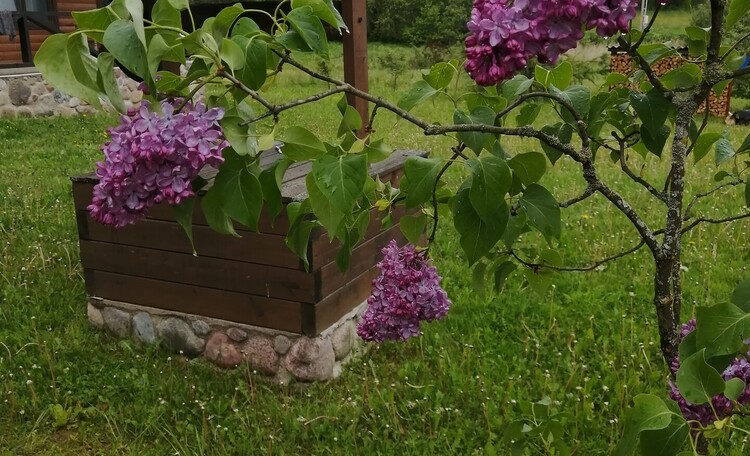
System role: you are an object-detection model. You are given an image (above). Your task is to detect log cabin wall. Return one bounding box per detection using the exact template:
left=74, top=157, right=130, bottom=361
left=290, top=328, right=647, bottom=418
left=0, top=0, right=98, bottom=65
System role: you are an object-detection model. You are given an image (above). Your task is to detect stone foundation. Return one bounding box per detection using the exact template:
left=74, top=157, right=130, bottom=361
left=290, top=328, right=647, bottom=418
left=87, top=297, right=366, bottom=384
left=0, top=68, right=143, bottom=118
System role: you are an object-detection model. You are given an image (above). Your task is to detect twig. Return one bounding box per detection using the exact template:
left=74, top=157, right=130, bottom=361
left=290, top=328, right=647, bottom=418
left=560, top=185, right=596, bottom=208
left=241, top=85, right=349, bottom=125
left=508, top=239, right=647, bottom=272
left=681, top=211, right=750, bottom=233
left=684, top=180, right=744, bottom=220
left=616, top=137, right=666, bottom=202
left=632, top=3, right=662, bottom=51
left=429, top=145, right=465, bottom=242
left=217, top=70, right=276, bottom=116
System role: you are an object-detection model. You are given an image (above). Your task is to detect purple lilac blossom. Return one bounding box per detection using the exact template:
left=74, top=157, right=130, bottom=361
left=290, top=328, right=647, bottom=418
left=88, top=100, right=228, bottom=228
left=465, top=0, right=638, bottom=85
left=669, top=319, right=750, bottom=427
left=357, top=240, right=451, bottom=342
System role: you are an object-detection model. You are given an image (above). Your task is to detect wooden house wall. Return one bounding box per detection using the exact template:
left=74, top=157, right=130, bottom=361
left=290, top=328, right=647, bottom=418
left=0, top=0, right=97, bottom=64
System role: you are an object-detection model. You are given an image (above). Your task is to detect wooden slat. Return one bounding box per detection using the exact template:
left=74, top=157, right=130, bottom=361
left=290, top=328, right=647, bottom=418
left=342, top=0, right=369, bottom=136
left=85, top=270, right=304, bottom=333
left=80, top=240, right=316, bottom=302
left=317, top=222, right=406, bottom=297
left=311, top=267, right=379, bottom=335
left=72, top=182, right=292, bottom=235
left=78, top=211, right=304, bottom=270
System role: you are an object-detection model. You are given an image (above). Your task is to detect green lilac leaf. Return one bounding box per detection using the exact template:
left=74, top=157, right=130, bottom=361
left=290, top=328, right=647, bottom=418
left=305, top=173, right=344, bottom=239
left=696, top=301, right=750, bottom=358
left=280, top=126, right=327, bottom=160
left=615, top=394, right=677, bottom=456
left=520, top=184, right=560, bottom=238
left=509, top=152, right=547, bottom=185
left=34, top=34, right=101, bottom=107
left=172, top=198, right=196, bottom=254
left=286, top=6, right=329, bottom=58
left=452, top=187, right=509, bottom=265
left=676, top=349, right=725, bottom=404
left=398, top=80, right=439, bottom=111
left=466, top=155, right=512, bottom=223
left=402, top=156, right=442, bottom=208
left=312, top=154, right=368, bottom=214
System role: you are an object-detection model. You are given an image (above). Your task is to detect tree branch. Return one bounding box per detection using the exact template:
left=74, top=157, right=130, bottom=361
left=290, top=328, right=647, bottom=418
left=560, top=185, right=596, bottom=208
left=632, top=3, right=662, bottom=51
left=617, top=36, right=673, bottom=98
left=508, top=239, right=647, bottom=272
left=684, top=180, right=744, bottom=220
left=241, top=84, right=349, bottom=125
left=217, top=70, right=276, bottom=116
left=617, top=143, right=666, bottom=203
left=681, top=211, right=750, bottom=234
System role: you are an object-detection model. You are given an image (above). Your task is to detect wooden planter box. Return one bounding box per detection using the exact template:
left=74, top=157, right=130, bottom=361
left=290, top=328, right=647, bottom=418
left=72, top=150, right=424, bottom=337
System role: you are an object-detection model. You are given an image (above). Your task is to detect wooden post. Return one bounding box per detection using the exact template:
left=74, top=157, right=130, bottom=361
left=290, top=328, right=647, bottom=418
left=342, top=0, right=368, bottom=137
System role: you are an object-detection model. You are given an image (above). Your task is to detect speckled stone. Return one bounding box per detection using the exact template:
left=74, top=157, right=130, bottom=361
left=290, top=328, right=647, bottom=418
left=283, top=337, right=335, bottom=382
left=241, top=336, right=279, bottom=376
left=205, top=332, right=243, bottom=369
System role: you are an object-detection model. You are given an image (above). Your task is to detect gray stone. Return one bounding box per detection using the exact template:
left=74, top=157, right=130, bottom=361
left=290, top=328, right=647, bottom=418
left=0, top=106, right=16, bottom=118
left=283, top=337, right=335, bottom=382
left=31, top=83, right=47, bottom=96
left=0, top=92, right=10, bottom=106
left=157, top=318, right=205, bottom=357
left=15, top=106, right=32, bottom=117
left=87, top=303, right=104, bottom=329
left=52, top=90, right=69, bottom=104
left=331, top=322, right=354, bottom=361
left=241, top=336, right=279, bottom=376
left=57, top=106, right=77, bottom=117
left=133, top=312, right=156, bottom=344
left=67, top=97, right=81, bottom=108
left=76, top=104, right=97, bottom=115
left=33, top=94, right=56, bottom=116
left=8, top=79, right=30, bottom=105
left=226, top=327, right=248, bottom=342
left=101, top=307, right=131, bottom=337
left=0, top=78, right=7, bottom=92
left=274, top=335, right=292, bottom=355
left=191, top=320, right=210, bottom=336
left=204, top=332, right=243, bottom=369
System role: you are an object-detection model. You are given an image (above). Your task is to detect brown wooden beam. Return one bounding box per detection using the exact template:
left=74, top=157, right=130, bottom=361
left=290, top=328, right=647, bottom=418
left=342, top=0, right=368, bottom=137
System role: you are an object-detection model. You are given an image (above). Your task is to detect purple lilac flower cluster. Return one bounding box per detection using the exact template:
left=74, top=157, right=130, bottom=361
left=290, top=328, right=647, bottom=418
left=669, top=319, right=750, bottom=427
left=465, top=0, right=638, bottom=85
left=88, top=101, right=228, bottom=228
left=357, top=240, right=451, bottom=342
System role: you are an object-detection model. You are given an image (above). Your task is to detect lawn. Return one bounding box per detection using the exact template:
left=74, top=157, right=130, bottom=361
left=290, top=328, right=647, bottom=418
left=2, top=36, right=750, bottom=454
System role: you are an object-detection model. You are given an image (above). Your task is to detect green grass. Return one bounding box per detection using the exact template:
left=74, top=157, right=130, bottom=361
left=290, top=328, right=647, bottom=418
left=2, top=42, right=750, bottom=455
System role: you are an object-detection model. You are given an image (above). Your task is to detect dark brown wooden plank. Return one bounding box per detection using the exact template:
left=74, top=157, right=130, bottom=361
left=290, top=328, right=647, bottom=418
left=317, top=222, right=406, bottom=298
left=85, top=270, right=304, bottom=333
left=80, top=240, right=316, bottom=303
left=79, top=211, right=304, bottom=270
left=72, top=182, right=292, bottom=235
left=312, top=267, right=379, bottom=335
left=309, top=194, right=412, bottom=269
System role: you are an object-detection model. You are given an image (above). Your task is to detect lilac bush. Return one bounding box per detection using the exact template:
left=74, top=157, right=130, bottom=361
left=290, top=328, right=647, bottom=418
left=669, top=319, right=750, bottom=427
left=465, top=0, right=638, bottom=85
left=357, top=240, right=451, bottom=342
left=88, top=101, right=228, bottom=228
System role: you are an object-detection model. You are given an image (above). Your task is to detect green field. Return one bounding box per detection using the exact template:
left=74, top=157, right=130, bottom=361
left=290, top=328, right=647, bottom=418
left=2, top=39, right=750, bottom=454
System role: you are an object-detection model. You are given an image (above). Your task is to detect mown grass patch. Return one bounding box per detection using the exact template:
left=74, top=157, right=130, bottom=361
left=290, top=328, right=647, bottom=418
left=2, top=42, right=750, bottom=454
